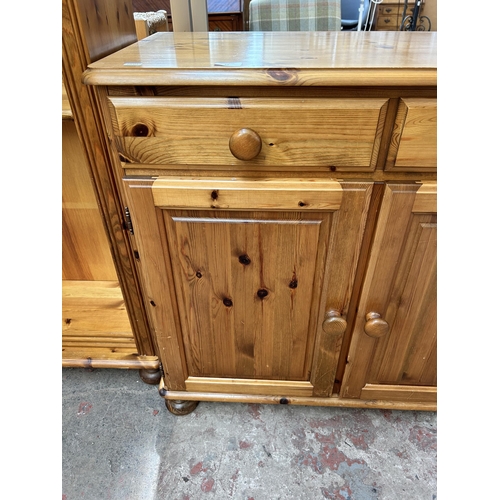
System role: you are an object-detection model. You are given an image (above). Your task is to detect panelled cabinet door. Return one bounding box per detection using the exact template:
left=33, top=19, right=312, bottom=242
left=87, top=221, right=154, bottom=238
left=340, top=182, right=437, bottom=403
left=125, top=177, right=373, bottom=397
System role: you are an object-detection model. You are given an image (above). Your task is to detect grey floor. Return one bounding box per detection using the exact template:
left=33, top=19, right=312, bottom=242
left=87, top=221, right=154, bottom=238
left=62, top=368, right=437, bottom=500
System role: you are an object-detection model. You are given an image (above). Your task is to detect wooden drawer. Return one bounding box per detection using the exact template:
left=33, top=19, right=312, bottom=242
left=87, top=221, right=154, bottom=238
left=108, top=96, right=389, bottom=171
left=379, top=4, right=400, bottom=16
left=376, top=14, right=400, bottom=30
left=386, top=98, right=437, bottom=172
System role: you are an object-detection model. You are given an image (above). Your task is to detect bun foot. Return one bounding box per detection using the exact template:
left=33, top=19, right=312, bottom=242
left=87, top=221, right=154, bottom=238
left=139, top=368, right=162, bottom=385
left=165, top=399, right=199, bottom=416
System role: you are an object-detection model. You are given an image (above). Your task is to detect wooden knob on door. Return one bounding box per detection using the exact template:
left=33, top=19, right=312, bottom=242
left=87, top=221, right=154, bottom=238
left=322, top=310, right=347, bottom=336
left=229, top=128, right=262, bottom=160
left=364, top=312, right=389, bottom=338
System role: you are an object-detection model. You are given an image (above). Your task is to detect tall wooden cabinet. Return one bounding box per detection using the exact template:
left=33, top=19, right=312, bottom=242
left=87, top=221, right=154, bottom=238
left=82, top=30, right=437, bottom=414
left=62, top=0, right=160, bottom=381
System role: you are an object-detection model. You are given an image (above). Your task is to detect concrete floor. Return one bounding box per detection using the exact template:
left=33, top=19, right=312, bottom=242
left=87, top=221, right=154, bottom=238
left=62, top=368, right=437, bottom=500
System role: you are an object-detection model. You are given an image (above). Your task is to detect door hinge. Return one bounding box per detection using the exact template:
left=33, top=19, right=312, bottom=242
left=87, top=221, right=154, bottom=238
left=123, top=206, right=134, bottom=235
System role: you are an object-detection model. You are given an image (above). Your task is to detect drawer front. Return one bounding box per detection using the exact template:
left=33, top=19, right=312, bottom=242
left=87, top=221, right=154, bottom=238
left=376, top=14, right=400, bottom=30
left=386, top=98, right=437, bottom=172
left=108, top=97, right=389, bottom=171
left=379, top=5, right=400, bottom=16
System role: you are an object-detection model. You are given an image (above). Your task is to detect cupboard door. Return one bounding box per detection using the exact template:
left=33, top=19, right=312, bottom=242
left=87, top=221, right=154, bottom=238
left=340, top=182, right=437, bottom=403
left=125, top=177, right=373, bottom=397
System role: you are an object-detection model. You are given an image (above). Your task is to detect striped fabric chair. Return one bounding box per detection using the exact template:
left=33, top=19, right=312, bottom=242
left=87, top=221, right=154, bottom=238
left=248, top=0, right=341, bottom=31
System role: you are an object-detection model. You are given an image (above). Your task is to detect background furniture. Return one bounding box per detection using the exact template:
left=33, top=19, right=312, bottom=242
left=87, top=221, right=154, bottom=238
left=132, top=0, right=245, bottom=31
left=249, top=0, right=341, bottom=31
left=133, top=10, right=169, bottom=40
left=62, top=0, right=160, bottom=382
left=62, top=83, right=138, bottom=368
left=374, top=0, right=428, bottom=31
left=83, top=28, right=437, bottom=415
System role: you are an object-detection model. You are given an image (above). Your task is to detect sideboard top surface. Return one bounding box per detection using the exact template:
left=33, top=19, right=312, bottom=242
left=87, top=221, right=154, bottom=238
left=83, top=31, right=437, bottom=87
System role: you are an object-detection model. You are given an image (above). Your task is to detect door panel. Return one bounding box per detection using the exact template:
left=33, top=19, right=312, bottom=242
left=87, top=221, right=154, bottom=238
left=164, top=209, right=330, bottom=380
left=340, top=182, right=437, bottom=402
left=125, top=177, right=373, bottom=396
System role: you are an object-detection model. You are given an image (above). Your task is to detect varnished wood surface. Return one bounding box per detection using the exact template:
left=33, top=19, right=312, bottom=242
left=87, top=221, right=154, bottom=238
left=159, top=379, right=436, bottom=411
left=165, top=209, right=332, bottom=381
left=387, top=97, right=437, bottom=171
left=79, top=7, right=437, bottom=408
left=340, top=182, right=437, bottom=401
left=84, top=31, right=437, bottom=86
left=185, top=377, right=314, bottom=397
left=62, top=280, right=158, bottom=369
left=125, top=177, right=374, bottom=397
left=150, top=177, right=343, bottom=210
left=360, top=384, right=437, bottom=403
left=63, top=0, right=156, bottom=356
left=108, top=96, right=388, bottom=169
left=62, top=119, right=118, bottom=281
left=71, top=0, right=137, bottom=63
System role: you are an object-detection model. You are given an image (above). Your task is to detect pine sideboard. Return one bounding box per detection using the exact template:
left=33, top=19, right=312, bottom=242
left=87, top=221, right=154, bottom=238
left=83, top=31, right=437, bottom=415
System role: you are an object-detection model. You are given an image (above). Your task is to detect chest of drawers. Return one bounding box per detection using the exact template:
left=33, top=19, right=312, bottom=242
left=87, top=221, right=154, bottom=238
left=375, top=0, right=428, bottom=31
left=84, top=31, right=437, bottom=415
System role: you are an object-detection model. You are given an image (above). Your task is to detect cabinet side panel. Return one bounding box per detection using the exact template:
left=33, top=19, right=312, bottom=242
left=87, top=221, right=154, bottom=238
left=125, top=178, right=188, bottom=389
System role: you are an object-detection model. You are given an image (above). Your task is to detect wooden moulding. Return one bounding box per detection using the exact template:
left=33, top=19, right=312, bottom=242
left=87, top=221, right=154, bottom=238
left=84, top=68, right=437, bottom=88
left=158, top=379, right=436, bottom=412
left=151, top=177, right=344, bottom=211
left=83, top=31, right=437, bottom=88
left=185, top=377, right=314, bottom=397
left=62, top=356, right=159, bottom=370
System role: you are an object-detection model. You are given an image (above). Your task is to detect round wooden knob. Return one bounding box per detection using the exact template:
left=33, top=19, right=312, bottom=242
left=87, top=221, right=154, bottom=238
left=229, top=128, right=262, bottom=161
left=364, top=312, right=389, bottom=338
left=322, top=310, right=347, bottom=336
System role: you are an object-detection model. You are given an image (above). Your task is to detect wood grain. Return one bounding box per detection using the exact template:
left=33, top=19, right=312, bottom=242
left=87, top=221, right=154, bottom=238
left=62, top=280, right=159, bottom=369
left=310, top=182, right=374, bottom=396
left=386, top=98, right=437, bottom=171
left=340, top=183, right=437, bottom=401
left=125, top=177, right=377, bottom=398
left=360, top=384, right=437, bottom=403
left=81, top=22, right=437, bottom=410
left=163, top=208, right=330, bottom=380
left=109, top=96, right=388, bottom=170
left=62, top=120, right=118, bottom=281
left=185, top=377, right=314, bottom=396
left=124, top=178, right=189, bottom=390
left=63, top=0, right=156, bottom=356
left=83, top=31, right=437, bottom=87
left=160, top=380, right=436, bottom=411
left=151, top=177, right=343, bottom=210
